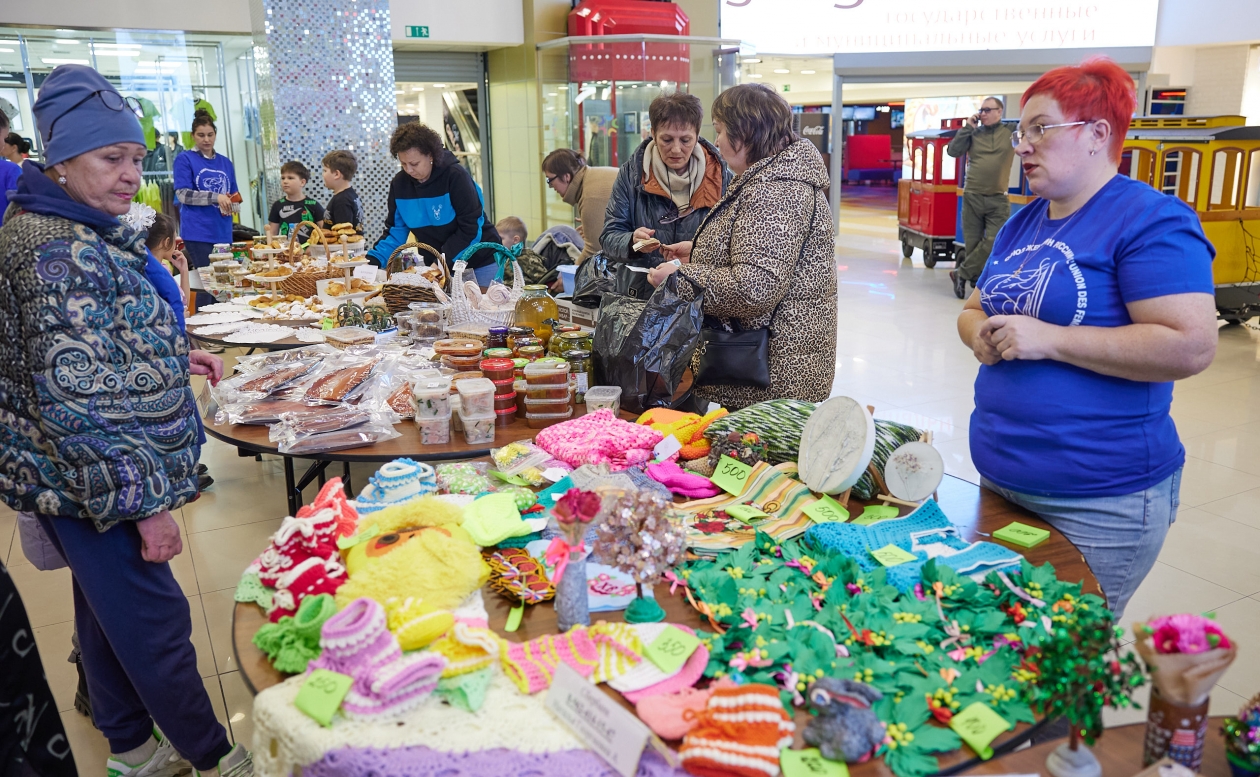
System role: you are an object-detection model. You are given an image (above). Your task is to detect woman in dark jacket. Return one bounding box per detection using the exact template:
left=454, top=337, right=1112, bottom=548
left=601, top=91, right=730, bottom=298
left=0, top=65, right=250, bottom=777
left=367, top=122, right=502, bottom=284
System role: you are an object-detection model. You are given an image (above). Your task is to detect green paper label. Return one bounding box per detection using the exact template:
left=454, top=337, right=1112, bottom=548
left=644, top=625, right=701, bottom=675
left=710, top=456, right=752, bottom=496
left=490, top=470, right=531, bottom=486
left=870, top=544, right=917, bottom=567
left=852, top=505, right=899, bottom=525
left=505, top=603, right=524, bottom=633
left=294, top=669, right=353, bottom=727
left=335, top=525, right=380, bottom=550
left=725, top=504, right=770, bottom=523
left=992, top=521, right=1051, bottom=548
left=781, top=748, right=849, bottom=777
left=949, top=702, right=1011, bottom=760
left=803, top=495, right=849, bottom=524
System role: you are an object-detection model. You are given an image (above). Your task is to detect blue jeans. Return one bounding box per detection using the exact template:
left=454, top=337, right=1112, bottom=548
left=981, top=468, right=1181, bottom=621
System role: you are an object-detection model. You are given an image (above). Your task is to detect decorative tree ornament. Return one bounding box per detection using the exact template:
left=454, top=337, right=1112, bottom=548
left=592, top=490, right=687, bottom=623
left=548, top=488, right=601, bottom=631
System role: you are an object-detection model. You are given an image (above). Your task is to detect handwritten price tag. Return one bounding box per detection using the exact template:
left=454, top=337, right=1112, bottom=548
left=992, top=521, right=1050, bottom=548
left=710, top=456, right=752, bottom=496
left=781, top=748, right=849, bottom=777
left=652, top=435, right=683, bottom=462
left=852, top=505, right=900, bottom=525
left=644, top=625, right=701, bottom=675
left=870, top=544, right=918, bottom=567
left=352, top=264, right=381, bottom=283
left=949, top=702, right=1012, bottom=759
left=803, top=495, right=849, bottom=524
left=725, top=504, right=770, bottom=523
left=294, top=669, right=353, bottom=727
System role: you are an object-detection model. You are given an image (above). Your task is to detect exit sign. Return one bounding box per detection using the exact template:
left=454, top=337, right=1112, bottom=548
left=405, top=26, right=429, bottom=38
left=782, top=84, right=791, bottom=92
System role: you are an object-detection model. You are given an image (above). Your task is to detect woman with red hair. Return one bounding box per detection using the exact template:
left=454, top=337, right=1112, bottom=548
left=956, top=57, right=1217, bottom=619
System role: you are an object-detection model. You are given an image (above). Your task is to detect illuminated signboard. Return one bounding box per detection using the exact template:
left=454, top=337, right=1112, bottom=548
left=721, top=0, right=1159, bottom=55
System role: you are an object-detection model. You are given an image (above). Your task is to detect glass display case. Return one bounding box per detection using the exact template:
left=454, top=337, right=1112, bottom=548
left=537, top=34, right=742, bottom=228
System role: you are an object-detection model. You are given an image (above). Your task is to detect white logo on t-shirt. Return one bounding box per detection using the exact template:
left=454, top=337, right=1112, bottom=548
left=980, top=238, right=1088, bottom=325
left=197, top=169, right=230, bottom=195
left=279, top=204, right=302, bottom=219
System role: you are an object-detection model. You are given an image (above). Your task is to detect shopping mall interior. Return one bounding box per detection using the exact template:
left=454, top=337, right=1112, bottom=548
left=2, top=1, right=1260, bottom=775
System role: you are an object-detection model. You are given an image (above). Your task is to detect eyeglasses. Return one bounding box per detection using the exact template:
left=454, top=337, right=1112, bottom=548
left=47, top=90, right=144, bottom=142
left=977, top=107, right=999, bottom=115
left=545, top=174, right=559, bottom=185
left=658, top=201, right=694, bottom=225
left=1011, top=120, right=1094, bottom=148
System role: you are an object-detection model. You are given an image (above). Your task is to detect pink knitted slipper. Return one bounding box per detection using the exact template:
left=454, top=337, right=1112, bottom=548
left=646, top=461, right=722, bottom=499
left=636, top=678, right=738, bottom=740
left=620, top=639, right=710, bottom=704
left=308, top=597, right=401, bottom=679
left=342, top=651, right=447, bottom=719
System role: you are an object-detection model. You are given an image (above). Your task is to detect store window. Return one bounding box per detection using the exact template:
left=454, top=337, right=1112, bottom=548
left=1208, top=148, right=1244, bottom=211
left=1246, top=149, right=1260, bottom=209
left=0, top=27, right=263, bottom=231
left=1160, top=148, right=1201, bottom=207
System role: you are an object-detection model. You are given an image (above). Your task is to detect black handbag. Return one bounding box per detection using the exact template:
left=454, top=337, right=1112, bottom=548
left=692, top=190, right=818, bottom=389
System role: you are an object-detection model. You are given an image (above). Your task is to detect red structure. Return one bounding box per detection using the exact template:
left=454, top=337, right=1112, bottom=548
left=897, top=118, right=963, bottom=268
left=566, top=0, right=691, bottom=85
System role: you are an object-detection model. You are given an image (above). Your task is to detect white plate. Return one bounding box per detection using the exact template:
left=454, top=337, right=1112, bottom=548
left=325, top=258, right=369, bottom=269
left=184, top=310, right=261, bottom=326
left=246, top=272, right=294, bottom=284
left=797, top=396, right=877, bottom=495
left=191, top=320, right=257, bottom=336
left=222, top=324, right=297, bottom=343
left=883, top=442, right=944, bottom=502
left=196, top=302, right=253, bottom=314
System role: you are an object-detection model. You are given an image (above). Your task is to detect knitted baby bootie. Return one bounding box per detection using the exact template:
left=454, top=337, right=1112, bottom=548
left=308, top=597, right=401, bottom=679
left=430, top=623, right=502, bottom=677
left=608, top=623, right=708, bottom=700
left=636, top=678, right=738, bottom=740
left=646, top=461, right=722, bottom=499
left=680, top=684, right=795, bottom=777
left=500, top=627, right=602, bottom=694
left=341, top=650, right=447, bottom=719
left=297, top=478, right=359, bottom=538
left=356, top=459, right=437, bottom=515
left=269, top=555, right=346, bottom=622
left=385, top=597, right=454, bottom=651
left=253, top=593, right=336, bottom=673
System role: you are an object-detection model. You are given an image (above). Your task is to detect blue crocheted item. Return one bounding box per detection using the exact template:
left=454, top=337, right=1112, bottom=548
left=494, top=531, right=544, bottom=549
left=355, top=458, right=437, bottom=515
left=936, top=542, right=1023, bottom=578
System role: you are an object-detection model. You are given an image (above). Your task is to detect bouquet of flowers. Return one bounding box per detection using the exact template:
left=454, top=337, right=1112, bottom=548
left=1133, top=614, right=1236, bottom=706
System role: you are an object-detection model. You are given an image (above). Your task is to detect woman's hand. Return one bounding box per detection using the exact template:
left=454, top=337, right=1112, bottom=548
left=647, top=262, right=680, bottom=288
left=632, top=227, right=656, bottom=246
left=987, top=315, right=1061, bottom=361
left=661, top=241, right=692, bottom=262
left=137, top=510, right=183, bottom=563
left=971, top=319, right=1002, bottom=366
left=170, top=248, right=189, bottom=276
left=189, top=350, right=224, bottom=385
left=216, top=193, right=233, bottom=216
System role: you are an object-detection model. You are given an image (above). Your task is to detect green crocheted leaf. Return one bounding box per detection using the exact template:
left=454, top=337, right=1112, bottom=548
left=885, top=746, right=940, bottom=777
left=910, top=724, right=961, bottom=754
left=893, top=693, right=931, bottom=728
left=234, top=571, right=274, bottom=611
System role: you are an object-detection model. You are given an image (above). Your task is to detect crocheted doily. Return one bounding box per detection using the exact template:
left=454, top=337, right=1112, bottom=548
left=253, top=669, right=588, bottom=777
left=301, top=745, right=685, bottom=777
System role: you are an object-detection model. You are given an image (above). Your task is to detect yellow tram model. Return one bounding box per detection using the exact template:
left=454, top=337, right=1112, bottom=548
left=1121, top=115, right=1260, bottom=323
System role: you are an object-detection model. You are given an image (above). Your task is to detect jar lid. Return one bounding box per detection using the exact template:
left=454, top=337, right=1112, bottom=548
left=512, top=358, right=530, bottom=368
left=488, top=326, right=510, bottom=335
left=484, top=348, right=514, bottom=358
left=564, top=349, right=591, bottom=359
left=536, top=356, right=567, bottom=365
left=559, top=331, right=590, bottom=340
left=517, top=345, right=545, bottom=356
left=507, top=326, right=534, bottom=336
left=524, top=284, right=549, bottom=290
left=479, top=358, right=516, bottom=371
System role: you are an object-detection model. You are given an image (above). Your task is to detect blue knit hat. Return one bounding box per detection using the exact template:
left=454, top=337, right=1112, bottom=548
left=34, top=65, right=145, bottom=167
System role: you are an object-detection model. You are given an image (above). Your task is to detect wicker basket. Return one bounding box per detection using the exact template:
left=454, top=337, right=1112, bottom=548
left=438, top=242, right=524, bottom=328
left=381, top=241, right=450, bottom=314
left=279, top=225, right=339, bottom=298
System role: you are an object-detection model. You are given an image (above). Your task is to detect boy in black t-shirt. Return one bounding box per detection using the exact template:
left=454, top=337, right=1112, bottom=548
left=267, top=160, right=325, bottom=239
left=322, top=149, right=365, bottom=235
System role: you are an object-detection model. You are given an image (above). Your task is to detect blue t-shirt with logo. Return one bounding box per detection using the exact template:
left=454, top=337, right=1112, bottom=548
left=971, top=175, right=1215, bottom=498
left=173, top=149, right=237, bottom=243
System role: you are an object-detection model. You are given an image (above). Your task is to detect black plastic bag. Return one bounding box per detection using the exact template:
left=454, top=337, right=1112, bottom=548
left=571, top=252, right=616, bottom=308
left=593, top=274, right=703, bottom=414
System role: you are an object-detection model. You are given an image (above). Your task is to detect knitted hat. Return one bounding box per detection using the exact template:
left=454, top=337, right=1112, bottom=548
left=680, top=684, right=796, bottom=777
left=34, top=65, right=145, bottom=167
left=636, top=678, right=739, bottom=740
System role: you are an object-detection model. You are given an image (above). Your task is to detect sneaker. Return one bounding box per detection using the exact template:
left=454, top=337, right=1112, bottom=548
left=198, top=472, right=215, bottom=490
left=195, top=464, right=208, bottom=475
left=950, top=269, right=968, bottom=299
left=196, top=744, right=253, bottom=777
left=106, top=729, right=191, bottom=777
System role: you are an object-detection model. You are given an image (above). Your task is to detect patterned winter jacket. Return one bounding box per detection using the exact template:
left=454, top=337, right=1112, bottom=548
left=0, top=206, right=200, bottom=530
left=677, top=138, right=838, bottom=410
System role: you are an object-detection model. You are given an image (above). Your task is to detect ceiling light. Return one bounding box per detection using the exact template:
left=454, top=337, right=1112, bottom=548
left=432, top=83, right=446, bottom=88
left=548, top=92, right=558, bottom=96
left=411, top=85, right=423, bottom=91
left=800, top=70, right=816, bottom=75
left=42, top=58, right=89, bottom=65
left=0, top=48, right=13, bottom=54
left=773, top=68, right=790, bottom=74
left=743, top=58, right=761, bottom=64
left=394, top=90, right=404, bottom=94
left=54, top=39, right=81, bottom=45
left=748, top=73, right=763, bottom=79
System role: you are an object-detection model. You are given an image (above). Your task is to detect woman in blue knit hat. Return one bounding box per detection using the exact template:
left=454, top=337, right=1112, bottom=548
left=0, top=65, right=253, bottom=777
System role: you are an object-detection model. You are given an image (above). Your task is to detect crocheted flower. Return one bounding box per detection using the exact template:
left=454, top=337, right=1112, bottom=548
left=553, top=488, right=601, bottom=526
left=1146, top=613, right=1231, bottom=654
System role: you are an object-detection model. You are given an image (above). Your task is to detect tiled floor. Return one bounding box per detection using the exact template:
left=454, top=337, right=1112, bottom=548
left=6, top=184, right=1259, bottom=769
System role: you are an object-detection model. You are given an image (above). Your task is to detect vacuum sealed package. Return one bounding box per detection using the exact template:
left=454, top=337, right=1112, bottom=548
left=490, top=441, right=552, bottom=477
left=271, top=408, right=400, bottom=454
left=212, top=358, right=321, bottom=406
left=303, top=355, right=382, bottom=405
left=232, top=344, right=338, bottom=375
left=215, top=398, right=316, bottom=426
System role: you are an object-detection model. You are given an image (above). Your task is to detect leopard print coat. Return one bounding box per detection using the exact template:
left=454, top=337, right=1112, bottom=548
left=0, top=208, right=200, bottom=530
left=678, top=139, right=837, bottom=410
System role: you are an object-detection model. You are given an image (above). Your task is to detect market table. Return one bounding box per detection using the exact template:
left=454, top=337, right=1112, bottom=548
left=231, top=471, right=1103, bottom=776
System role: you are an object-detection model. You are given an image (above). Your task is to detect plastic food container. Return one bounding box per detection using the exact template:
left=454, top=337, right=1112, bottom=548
left=411, top=321, right=446, bottom=340
left=525, top=384, right=570, bottom=401
left=325, top=326, right=377, bottom=350
left=479, top=358, right=515, bottom=382
left=442, top=353, right=483, bottom=371
left=491, top=377, right=515, bottom=392
left=524, top=361, right=570, bottom=385
left=524, top=395, right=571, bottom=412
left=408, top=302, right=447, bottom=325
left=447, top=324, right=490, bottom=342
left=412, top=377, right=452, bottom=418
left=526, top=406, right=573, bottom=429
left=483, top=347, right=514, bottom=360
left=415, top=414, right=451, bottom=445
left=448, top=371, right=485, bottom=392
left=516, top=344, right=545, bottom=361
left=494, top=392, right=518, bottom=412
left=584, top=386, right=622, bottom=415
left=456, top=377, right=496, bottom=416
left=512, top=358, right=529, bottom=379
left=433, top=338, right=483, bottom=357
left=459, top=409, right=496, bottom=444
left=495, top=407, right=517, bottom=426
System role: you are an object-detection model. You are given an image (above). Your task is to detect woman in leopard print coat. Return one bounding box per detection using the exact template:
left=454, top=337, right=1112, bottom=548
left=649, top=84, right=837, bottom=410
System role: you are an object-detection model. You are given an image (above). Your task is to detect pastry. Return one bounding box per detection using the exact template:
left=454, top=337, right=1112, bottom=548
left=304, top=358, right=381, bottom=403
left=326, top=282, right=346, bottom=296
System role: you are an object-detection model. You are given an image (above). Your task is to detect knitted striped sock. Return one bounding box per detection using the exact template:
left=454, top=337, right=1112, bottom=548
left=680, top=684, right=795, bottom=777
left=500, top=627, right=602, bottom=694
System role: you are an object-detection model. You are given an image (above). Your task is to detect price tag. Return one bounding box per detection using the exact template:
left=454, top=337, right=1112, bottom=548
left=992, top=521, right=1051, bottom=548
left=725, top=504, right=770, bottom=523
left=803, top=495, right=849, bottom=524
left=852, top=505, right=900, bottom=525
left=489, top=470, right=531, bottom=486
left=352, top=264, right=381, bottom=283
left=870, top=544, right=917, bottom=567
left=546, top=663, right=652, bottom=777
left=505, top=603, right=524, bottom=633
left=644, top=625, right=701, bottom=675
left=294, top=669, right=353, bottom=727
left=653, top=435, right=683, bottom=462
left=711, top=455, right=753, bottom=496
left=949, top=702, right=1011, bottom=759
left=781, top=748, right=849, bottom=777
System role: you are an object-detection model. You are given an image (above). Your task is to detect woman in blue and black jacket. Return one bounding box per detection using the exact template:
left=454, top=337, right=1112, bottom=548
left=367, top=122, right=502, bottom=284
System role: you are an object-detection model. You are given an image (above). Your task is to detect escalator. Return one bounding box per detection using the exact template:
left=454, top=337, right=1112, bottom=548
left=442, top=89, right=483, bottom=190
